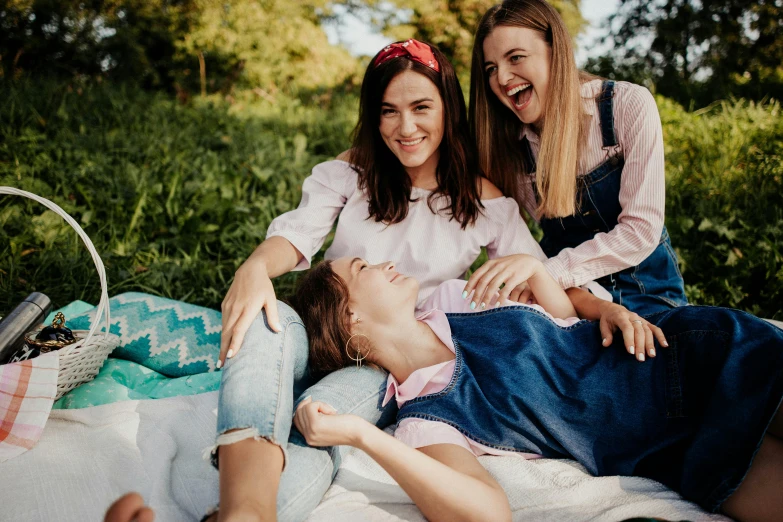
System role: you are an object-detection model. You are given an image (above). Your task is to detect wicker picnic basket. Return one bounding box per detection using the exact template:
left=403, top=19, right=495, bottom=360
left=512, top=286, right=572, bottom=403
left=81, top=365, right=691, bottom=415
left=0, top=187, right=120, bottom=400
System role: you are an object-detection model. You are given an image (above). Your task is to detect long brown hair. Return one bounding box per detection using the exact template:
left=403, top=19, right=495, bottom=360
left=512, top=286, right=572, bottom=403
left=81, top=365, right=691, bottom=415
left=470, top=0, right=591, bottom=219
left=351, top=42, right=484, bottom=229
left=288, top=261, right=378, bottom=378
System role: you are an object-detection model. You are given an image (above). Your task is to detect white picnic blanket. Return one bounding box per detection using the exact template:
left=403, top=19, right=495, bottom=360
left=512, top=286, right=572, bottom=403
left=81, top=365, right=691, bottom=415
left=0, top=391, right=730, bottom=522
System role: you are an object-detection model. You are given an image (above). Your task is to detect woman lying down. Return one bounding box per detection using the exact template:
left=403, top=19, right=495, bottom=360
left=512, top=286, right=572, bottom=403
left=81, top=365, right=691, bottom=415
left=288, top=255, right=783, bottom=522
left=104, top=254, right=782, bottom=522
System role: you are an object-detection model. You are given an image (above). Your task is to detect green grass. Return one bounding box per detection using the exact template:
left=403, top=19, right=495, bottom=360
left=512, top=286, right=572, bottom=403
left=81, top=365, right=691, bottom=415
left=1, top=79, right=356, bottom=312
left=1, top=80, right=781, bottom=319
left=660, top=96, right=783, bottom=318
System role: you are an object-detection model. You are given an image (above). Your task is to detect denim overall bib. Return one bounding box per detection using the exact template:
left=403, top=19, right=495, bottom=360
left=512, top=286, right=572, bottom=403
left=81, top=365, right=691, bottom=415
left=397, top=306, right=783, bottom=512
left=523, top=81, right=687, bottom=315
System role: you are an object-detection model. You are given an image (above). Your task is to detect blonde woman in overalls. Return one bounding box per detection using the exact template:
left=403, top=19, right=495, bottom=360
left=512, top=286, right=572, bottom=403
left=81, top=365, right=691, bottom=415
left=465, top=0, right=688, bottom=339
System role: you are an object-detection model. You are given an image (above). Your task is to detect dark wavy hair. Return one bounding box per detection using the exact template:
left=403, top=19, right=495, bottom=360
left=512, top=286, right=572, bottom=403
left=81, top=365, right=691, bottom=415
left=287, top=261, right=379, bottom=379
left=350, top=42, right=484, bottom=229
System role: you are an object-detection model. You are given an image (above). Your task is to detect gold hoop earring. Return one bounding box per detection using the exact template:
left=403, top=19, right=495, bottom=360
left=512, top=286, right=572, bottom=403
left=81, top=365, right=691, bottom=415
left=345, top=333, right=370, bottom=368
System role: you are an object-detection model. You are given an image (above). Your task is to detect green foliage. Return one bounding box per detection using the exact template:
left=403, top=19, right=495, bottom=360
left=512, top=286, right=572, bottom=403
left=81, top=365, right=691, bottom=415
left=1, top=81, right=781, bottom=320
left=178, top=0, right=359, bottom=93
left=0, top=0, right=358, bottom=93
left=0, top=79, right=357, bottom=312
left=587, top=0, right=783, bottom=107
left=660, top=96, right=783, bottom=318
left=0, top=0, right=198, bottom=87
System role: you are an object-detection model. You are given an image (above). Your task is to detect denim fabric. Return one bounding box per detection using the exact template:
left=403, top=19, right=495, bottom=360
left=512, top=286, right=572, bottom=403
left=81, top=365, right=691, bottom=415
left=526, top=80, right=688, bottom=315
left=397, top=305, right=783, bottom=512
left=214, top=301, right=396, bottom=522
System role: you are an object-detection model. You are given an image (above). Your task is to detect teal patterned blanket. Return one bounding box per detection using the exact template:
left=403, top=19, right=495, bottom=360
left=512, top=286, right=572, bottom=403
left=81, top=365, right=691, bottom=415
left=68, top=292, right=222, bottom=377
left=56, top=292, right=223, bottom=409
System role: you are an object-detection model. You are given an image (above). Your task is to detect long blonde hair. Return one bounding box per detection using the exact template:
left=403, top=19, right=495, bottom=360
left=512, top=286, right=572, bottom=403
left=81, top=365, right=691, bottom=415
left=470, top=0, right=591, bottom=219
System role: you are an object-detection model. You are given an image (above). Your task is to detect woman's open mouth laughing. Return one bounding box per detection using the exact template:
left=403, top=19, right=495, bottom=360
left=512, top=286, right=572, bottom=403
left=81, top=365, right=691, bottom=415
left=506, top=83, right=533, bottom=111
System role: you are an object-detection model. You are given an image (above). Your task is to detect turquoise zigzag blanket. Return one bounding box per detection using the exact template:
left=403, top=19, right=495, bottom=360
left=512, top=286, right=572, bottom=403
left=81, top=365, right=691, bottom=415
left=68, top=292, right=222, bottom=377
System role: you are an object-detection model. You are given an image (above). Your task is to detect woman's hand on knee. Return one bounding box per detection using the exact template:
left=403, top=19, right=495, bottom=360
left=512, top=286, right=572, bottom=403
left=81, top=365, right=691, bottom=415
left=219, top=262, right=282, bottom=368
left=598, top=302, right=668, bottom=362
left=294, top=397, right=368, bottom=447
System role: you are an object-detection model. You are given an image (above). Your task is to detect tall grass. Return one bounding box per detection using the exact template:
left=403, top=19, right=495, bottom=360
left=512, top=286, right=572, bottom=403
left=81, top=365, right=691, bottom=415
left=661, top=96, right=783, bottom=318
left=1, top=80, right=356, bottom=311
left=1, top=80, right=781, bottom=319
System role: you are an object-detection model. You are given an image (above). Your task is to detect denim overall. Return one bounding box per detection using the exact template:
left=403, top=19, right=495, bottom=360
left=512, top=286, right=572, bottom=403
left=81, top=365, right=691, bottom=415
left=523, top=81, right=687, bottom=315
left=397, top=306, right=783, bottom=512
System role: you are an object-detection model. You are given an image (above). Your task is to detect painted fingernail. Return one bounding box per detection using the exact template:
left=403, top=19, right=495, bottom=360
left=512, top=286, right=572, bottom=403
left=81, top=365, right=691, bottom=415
left=637, top=352, right=645, bottom=362
left=227, top=349, right=234, bottom=358
left=663, top=341, right=669, bottom=347
left=273, top=322, right=282, bottom=332
left=650, top=349, right=656, bottom=356
left=462, top=290, right=468, bottom=299
left=629, top=345, right=635, bottom=354
left=494, top=302, right=500, bottom=307
left=470, top=301, right=476, bottom=310
left=216, top=359, right=223, bottom=369
left=480, top=302, right=486, bottom=309
left=602, top=338, right=607, bottom=345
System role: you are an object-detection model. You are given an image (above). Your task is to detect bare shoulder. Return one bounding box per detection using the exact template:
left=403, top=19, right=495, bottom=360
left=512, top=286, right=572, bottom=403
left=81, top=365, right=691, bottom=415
left=479, top=177, right=504, bottom=200
left=336, top=149, right=355, bottom=162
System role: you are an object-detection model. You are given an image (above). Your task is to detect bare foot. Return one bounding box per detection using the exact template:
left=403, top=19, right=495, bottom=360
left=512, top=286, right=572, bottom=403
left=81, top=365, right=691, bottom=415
left=104, top=492, right=154, bottom=522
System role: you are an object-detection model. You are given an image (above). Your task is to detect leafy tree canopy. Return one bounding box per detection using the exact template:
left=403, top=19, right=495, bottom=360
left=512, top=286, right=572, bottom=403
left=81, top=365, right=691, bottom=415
left=585, top=0, right=783, bottom=107
left=336, top=0, right=585, bottom=76
left=0, top=0, right=358, bottom=93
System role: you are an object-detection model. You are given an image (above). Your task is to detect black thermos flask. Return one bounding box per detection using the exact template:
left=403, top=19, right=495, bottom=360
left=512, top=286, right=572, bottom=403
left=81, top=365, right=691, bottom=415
left=0, top=292, right=53, bottom=364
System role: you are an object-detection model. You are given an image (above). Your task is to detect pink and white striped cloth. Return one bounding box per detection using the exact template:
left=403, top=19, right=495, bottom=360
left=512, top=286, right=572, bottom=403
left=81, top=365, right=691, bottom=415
left=520, top=80, right=667, bottom=289
left=0, top=352, right=59, bottom=462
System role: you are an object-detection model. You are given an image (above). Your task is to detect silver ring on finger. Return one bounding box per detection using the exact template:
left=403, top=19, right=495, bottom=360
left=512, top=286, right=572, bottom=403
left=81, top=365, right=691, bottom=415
left=632, top=320, right=643, bottom=325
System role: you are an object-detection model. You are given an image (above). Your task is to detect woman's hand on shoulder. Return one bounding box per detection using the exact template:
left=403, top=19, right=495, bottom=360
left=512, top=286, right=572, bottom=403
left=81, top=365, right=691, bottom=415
left=597, top=301, right=668, bottom=362
left=219, top=259, right=281, bottom=368
left=294, top=397, right=369, bottom=447
left=479, top=177, right=504, bottom=200
left=464, top=254, right=544, bottom=309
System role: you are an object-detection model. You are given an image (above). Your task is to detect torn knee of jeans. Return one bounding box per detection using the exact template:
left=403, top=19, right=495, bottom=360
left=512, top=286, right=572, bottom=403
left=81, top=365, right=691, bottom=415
left=202, top=428, right=285, bottom=470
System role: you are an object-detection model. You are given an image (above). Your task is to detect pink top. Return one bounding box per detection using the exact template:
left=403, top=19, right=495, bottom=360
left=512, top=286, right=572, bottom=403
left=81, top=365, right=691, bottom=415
left=519, top=80, right=666, bottom=289
left=267, top=160, right=546, bottom=305
left=384, top=280, right=581, bottom=457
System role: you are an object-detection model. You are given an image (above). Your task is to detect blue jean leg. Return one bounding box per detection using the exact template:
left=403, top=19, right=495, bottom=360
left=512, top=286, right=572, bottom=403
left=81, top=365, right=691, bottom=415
left=213, top=301, right=310, bottom=465
left=278, top=367, right=396, bottom=522
left=212, top=301, right=397, bottom=522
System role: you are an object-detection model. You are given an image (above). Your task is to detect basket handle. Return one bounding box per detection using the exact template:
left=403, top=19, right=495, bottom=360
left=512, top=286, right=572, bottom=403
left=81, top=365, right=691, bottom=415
left=0, top=187, right=111, bottom=344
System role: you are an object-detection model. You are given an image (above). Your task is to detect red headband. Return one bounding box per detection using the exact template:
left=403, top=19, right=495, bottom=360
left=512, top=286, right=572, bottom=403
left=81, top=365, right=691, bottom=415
left=373, top=39, right=440, bottom=72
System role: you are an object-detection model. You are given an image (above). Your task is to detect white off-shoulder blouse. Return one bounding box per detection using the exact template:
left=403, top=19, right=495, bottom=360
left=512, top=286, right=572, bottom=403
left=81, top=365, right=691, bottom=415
left=266, top=160, right=546, bottom=305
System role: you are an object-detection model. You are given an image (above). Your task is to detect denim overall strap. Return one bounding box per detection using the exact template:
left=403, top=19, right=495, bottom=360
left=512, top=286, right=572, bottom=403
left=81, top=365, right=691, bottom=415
left=521, top=137, right=536, bottom=174
left=597, top=80, right=617, bottom=149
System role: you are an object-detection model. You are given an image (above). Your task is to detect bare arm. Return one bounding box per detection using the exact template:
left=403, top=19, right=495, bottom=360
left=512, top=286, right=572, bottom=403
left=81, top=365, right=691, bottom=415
left=524, top=259, right=577, bottom=318
left=361, top=432, right=512, bottom=522
left=565, top=287, right=607, bottom=320
left=295, top=399, right=511, bottom=522
left=465, top=255, right=576, bottom=318
left=241, top=235, right=302, bottom=279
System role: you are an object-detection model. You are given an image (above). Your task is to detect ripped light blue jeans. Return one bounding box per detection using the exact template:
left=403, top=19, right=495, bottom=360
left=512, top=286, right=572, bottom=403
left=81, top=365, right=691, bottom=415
left=210, top=301, right=397, bottom=521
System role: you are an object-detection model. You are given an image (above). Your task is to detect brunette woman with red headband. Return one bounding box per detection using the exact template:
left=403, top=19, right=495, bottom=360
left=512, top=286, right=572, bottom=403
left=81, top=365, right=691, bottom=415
left=205, top=40, right=655, bottom=522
